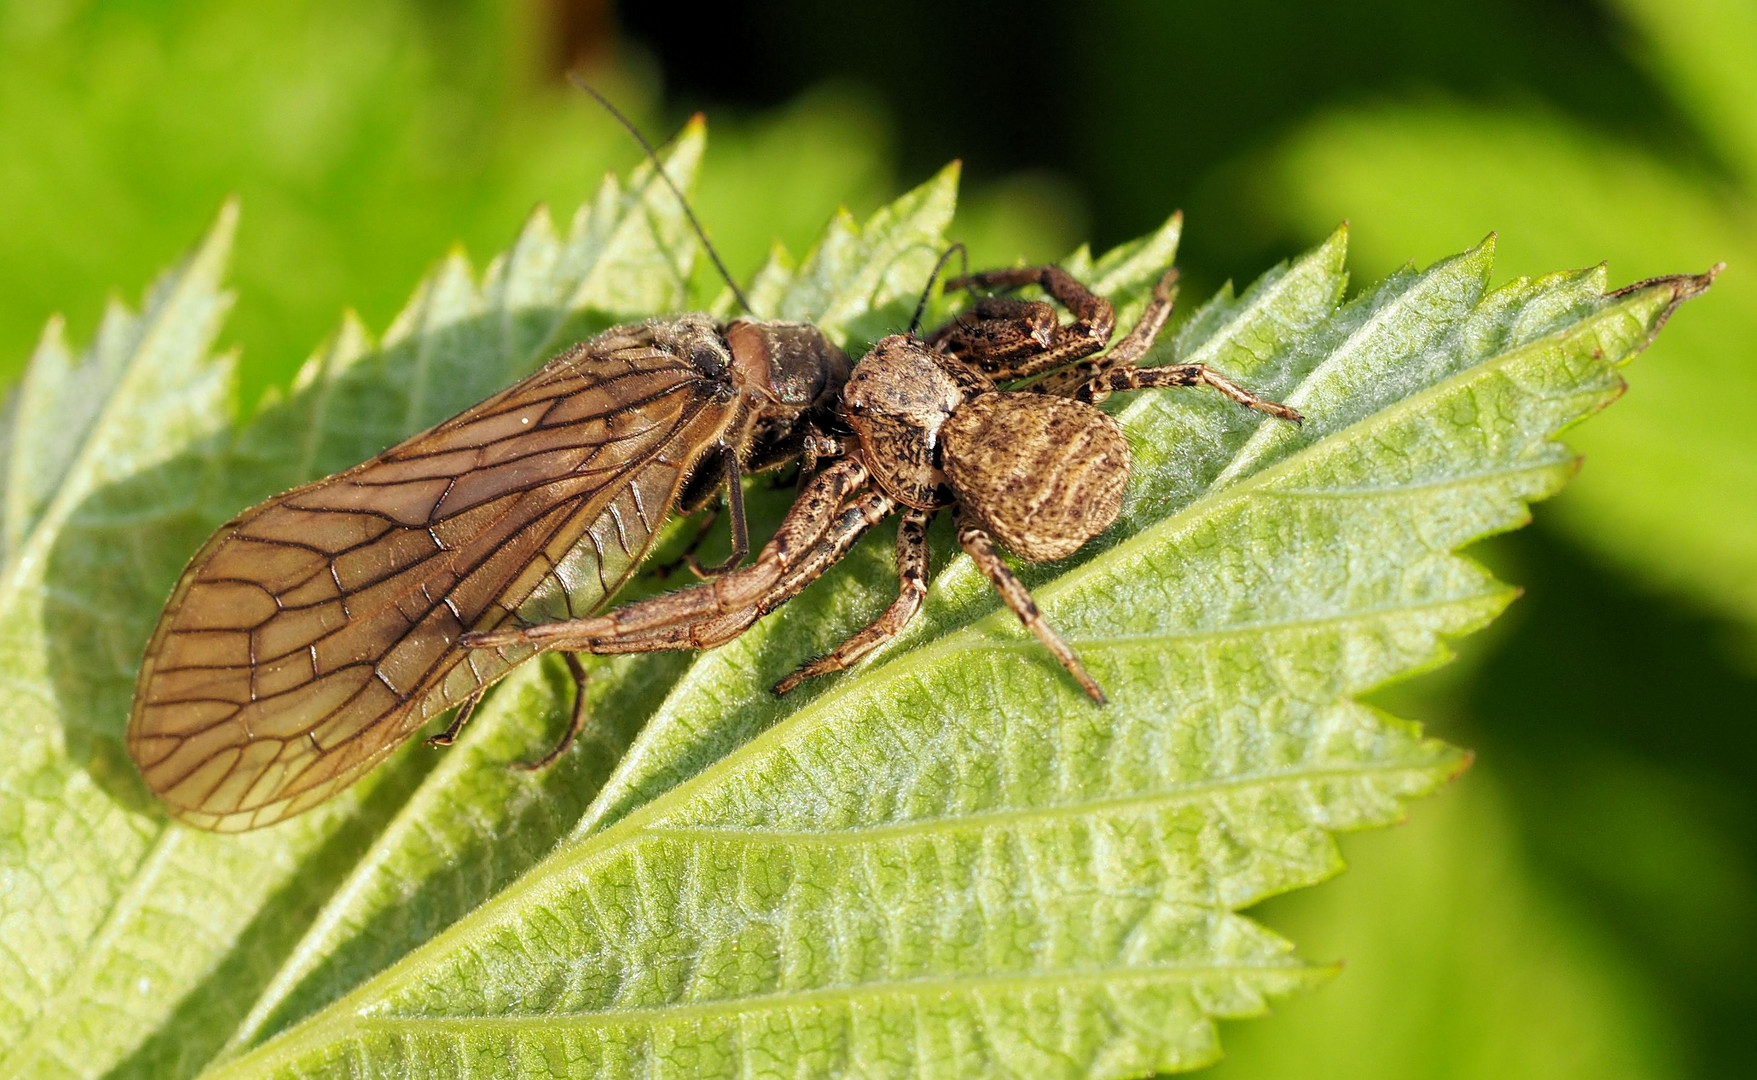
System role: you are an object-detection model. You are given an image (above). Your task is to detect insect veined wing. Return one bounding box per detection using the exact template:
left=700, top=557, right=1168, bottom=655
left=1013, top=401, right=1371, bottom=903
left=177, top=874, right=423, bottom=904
left=128, top=322, right=741, bottom=831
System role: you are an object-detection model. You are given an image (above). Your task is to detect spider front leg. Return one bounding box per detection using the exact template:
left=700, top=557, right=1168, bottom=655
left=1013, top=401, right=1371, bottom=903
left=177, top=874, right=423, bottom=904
left=1033, top=266, right=1180, bottom=397
left=775, top=506, right=935, bottom=694
left=936, top=264, right=1118, bottom=380
left=534, top=488, right=896, bottom=661
left=465, top=485, right=884, bottom=774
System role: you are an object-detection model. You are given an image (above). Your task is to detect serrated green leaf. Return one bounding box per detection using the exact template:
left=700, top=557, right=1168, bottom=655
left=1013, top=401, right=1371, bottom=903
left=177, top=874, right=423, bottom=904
left=218, top=239, right=1699, bottom=1075
left=1252, top=100, right=1757, bottom=627
left=0, top=119, right=1710, bottom=1079
left=766, top=161, right=960, bottom=347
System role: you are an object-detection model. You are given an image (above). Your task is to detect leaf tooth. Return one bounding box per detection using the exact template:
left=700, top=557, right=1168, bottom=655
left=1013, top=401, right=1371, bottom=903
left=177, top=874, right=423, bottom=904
left=1212, top=237, right=1495, bottom=489
left=402, top=250, right=486, bottom=432
left=482, top=203, right=561, bottom=322
left=1090, top=210, right=1183, bottom=296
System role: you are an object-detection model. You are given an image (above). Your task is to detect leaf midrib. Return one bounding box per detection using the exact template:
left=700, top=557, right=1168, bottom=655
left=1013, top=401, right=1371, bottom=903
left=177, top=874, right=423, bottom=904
left=365, top=960, right=1322, bottom=1030
left=637, top=758, right=1458, bottom=849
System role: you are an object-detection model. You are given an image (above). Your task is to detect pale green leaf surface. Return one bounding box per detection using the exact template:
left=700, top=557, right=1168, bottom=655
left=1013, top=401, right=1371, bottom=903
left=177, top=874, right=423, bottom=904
left=741, top=161, right=959, bottom=343
left=0, top=121, right=1709, bottom=1078
left=204, top=240, right=1703, bottom=1075
left=1252, top=102, right=1757, bottom=624
left=3, top=312, right=126, bottom=558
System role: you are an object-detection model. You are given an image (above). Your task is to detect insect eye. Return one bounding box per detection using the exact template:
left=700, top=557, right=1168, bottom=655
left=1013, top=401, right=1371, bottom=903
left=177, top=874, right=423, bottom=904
left=691, top=344, right=727, bottom=378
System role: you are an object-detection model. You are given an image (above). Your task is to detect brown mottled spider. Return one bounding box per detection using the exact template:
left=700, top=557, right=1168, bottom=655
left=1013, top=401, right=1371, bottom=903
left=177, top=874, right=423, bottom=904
left=464, top=260, right=1301, bottom=712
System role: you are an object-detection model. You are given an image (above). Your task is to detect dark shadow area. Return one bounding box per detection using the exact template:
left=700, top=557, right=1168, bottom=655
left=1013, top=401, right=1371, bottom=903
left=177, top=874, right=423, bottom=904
left=1460, top=524, right=1757, bottom=1079
left=609, top=0, right=1693, bottom=276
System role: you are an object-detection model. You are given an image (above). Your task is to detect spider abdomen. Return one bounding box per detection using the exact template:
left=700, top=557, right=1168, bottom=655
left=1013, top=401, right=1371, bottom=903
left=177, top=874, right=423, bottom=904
left=941, top=392, right=1130, bottom=562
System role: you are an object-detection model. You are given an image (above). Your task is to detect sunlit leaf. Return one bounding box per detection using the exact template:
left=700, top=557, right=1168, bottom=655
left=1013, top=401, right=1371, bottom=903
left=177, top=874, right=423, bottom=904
left=1252, top=102, right=1755, bottom=627
left=0, top=123, right=1709, bottom=1079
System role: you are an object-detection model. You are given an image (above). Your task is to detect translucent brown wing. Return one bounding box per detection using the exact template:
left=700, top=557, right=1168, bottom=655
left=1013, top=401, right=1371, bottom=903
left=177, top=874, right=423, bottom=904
left=128, top=320, right=740, bottom=831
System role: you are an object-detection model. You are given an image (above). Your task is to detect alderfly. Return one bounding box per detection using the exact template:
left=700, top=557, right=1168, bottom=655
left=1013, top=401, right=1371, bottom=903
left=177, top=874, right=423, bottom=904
left=128, top=91, right=853, bottom=830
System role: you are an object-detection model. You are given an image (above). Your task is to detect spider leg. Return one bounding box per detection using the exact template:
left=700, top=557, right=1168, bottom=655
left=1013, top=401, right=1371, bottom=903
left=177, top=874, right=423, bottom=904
left=553, top=488, right=896, bottom=655
left=956, top=509, right=1107, bottom=704
left=775, top=506, right=935, bottom=694
left=757, top=490, right=897, bottom=617
left=937, top=265, right=1118, bottom=380
left=1081, top=363, right=1302, bottom=421
left=461, top=456, right=872, bottom=651
left=1034, top=267, right=1179, bottom=396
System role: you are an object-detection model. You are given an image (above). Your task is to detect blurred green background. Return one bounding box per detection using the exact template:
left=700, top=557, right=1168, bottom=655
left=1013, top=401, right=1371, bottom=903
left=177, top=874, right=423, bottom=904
left=2, top=1, right=1751, bottom=1077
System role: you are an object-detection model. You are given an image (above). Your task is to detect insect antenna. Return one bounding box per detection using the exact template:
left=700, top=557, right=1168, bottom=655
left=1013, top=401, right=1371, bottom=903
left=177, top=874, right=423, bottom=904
left=908, top=242, right=968, bottom=336
left=568, top=73, right=753, bottom=314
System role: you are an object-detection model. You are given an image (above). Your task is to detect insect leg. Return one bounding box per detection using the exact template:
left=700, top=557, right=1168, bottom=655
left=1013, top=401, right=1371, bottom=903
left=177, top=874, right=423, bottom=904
left=685, top=446, right=750, bottom=578
left=462, top=457, right=872, bottom=649
left=1034, top=267, right=1179, bottom=397
left=425, top=686, right=485, bottom=748
left=955, top=510, right=1108, bottom=704
left=650, top=504, right=720, bottom=580
left=775, top=506, right=934, bottom=694
left=513, top=653, right=591, bottom=771
left=574, top=606, right=764, bottom=653
left=948, top=265, right=1115, bottom=331
left=1080, top=363, right=1303, bottom=421
left=547, top=488, right=895, bottom=654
